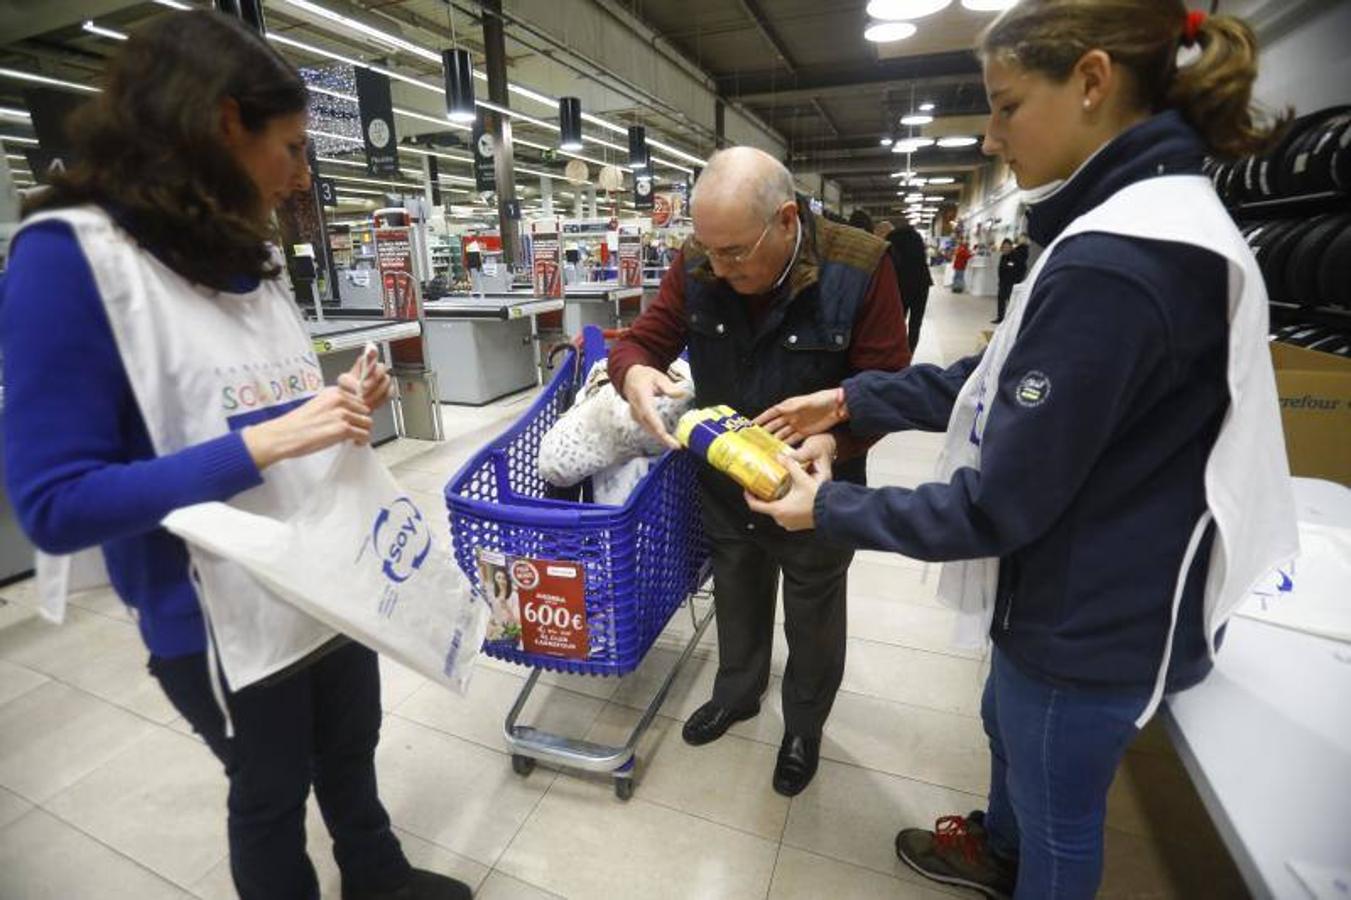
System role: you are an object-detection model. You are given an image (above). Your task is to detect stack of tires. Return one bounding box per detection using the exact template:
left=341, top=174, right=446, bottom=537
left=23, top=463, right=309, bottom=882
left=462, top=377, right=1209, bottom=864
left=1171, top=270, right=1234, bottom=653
left=1206, top=106, right=1351, bottom=352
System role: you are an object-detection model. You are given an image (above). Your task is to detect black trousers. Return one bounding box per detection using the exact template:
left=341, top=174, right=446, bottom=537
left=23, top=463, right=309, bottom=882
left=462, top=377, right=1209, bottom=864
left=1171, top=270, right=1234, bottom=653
left=996, top=281, right=1013, bottom=321
left=702, top=488, right=853, bottom=737
left=149, top=640, right=410, bottom=900
left=906, top=286, right=930, bottom=352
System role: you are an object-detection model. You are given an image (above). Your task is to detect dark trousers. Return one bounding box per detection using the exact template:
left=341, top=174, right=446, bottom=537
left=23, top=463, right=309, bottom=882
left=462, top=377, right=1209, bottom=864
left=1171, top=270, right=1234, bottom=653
left=702, top=490, right=853, bottom=736
left=982, top=647, right=1149, bottom=899
left=906, top=286, right=930, bottom=352
left=149, top=641, right=410, bottom=900
left=996, top=282, right=1013, bottom=321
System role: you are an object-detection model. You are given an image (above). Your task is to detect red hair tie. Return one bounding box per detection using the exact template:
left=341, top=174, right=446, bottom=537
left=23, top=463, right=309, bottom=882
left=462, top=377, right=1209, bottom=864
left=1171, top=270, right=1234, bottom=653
left=1182, top=10, right=1206, bottom=46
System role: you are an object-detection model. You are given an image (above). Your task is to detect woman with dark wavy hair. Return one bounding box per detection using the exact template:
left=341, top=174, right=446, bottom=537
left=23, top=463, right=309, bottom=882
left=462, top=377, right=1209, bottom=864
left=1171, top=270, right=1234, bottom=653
left=2, top=11, right=468, bottom=900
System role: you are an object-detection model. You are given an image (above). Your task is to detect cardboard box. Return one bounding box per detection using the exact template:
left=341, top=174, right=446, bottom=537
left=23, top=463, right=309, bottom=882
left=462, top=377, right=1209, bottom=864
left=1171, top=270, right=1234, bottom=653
left=1269, top=343, right=1351, bottom=486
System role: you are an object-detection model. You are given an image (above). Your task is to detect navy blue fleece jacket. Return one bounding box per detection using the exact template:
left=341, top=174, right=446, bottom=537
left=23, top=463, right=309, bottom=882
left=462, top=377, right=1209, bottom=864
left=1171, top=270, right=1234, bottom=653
left=814, top=111, right=1230, bottom=692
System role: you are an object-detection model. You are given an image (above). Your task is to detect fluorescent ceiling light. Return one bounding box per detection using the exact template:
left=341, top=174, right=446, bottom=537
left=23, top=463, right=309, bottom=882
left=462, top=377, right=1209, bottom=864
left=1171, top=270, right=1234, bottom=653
left=274, top=0, right=439, bottom=63
left=893, top=137, right=935, bottom=152
left=0, top=68, right=99, bottom=94
left=0, top=106, right=30, bottom=121
left=863, top=21, right=917, bottom=42
left=928, top=176, right=956, bottom=184
left=904, top=193, right=924, bottom=201
left=900, top=113, right=933, bottom=126
left=961, top=0, right=1018, bottom=10
left=937, top=136, right=979, bottom=148
left=890, top=170, right=915, bottom=178
left=83, top=20, right=129, bottom=41
left=919, top=102, right=936, bottom=111
left=154, top=0, right=192, bottom=7
left=880, top=136, right=894, bottom=147
left=0, top=134, right=39, bottom=145
left=867, top=0, right=952, bottom=18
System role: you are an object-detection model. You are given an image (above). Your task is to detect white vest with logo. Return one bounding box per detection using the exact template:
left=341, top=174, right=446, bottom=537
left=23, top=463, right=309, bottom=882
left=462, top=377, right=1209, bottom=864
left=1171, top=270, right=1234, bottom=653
left=935, top=175, right=1300, bottom=725
left=21, top=206, right=338, bottom=692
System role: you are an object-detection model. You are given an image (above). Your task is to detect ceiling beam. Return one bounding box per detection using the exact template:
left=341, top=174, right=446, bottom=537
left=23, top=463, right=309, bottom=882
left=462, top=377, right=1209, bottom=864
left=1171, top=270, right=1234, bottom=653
left=718, top=51, right=982, bottom=103
left=809, top=98, right=842, bottom=138
left=735, top=0, right=798, bottom=75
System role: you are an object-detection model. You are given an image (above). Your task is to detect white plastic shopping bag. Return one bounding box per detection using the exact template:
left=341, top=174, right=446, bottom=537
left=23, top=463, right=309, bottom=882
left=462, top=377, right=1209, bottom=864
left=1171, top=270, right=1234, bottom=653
left=163, top=444, right=487, bottom=693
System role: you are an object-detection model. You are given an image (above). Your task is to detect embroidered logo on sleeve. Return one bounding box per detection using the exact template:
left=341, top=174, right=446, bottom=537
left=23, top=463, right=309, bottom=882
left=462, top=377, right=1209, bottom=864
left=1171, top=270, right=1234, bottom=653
left=1015, top=371, right=1051, bottom=408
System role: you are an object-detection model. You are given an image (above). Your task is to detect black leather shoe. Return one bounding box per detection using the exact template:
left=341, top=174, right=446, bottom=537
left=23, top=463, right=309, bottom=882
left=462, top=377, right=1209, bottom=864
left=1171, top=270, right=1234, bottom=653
left=342, top=868, right=474, bottom=900
left=773, top=733, right=820, bottom=796
left=681, top=700, right=760, bottom=746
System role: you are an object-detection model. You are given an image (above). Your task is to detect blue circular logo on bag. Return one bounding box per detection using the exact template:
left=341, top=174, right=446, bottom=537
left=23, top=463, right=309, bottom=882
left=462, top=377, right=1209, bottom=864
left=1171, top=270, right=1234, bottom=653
left=372, top=498, right=432, bottom=584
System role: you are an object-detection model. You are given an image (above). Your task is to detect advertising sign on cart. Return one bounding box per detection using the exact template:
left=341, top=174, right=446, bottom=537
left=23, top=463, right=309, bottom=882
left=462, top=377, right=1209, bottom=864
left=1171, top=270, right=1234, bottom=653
left=531, top=224, right=563, bottom=299
left=477, top=549, right=588, bottom=660
left=617, top=226, right=642, bottom=287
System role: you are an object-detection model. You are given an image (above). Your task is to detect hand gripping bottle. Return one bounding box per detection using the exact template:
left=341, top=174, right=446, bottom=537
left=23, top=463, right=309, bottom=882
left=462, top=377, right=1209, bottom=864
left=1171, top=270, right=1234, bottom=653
left=675, top=405, right=792, bottom=501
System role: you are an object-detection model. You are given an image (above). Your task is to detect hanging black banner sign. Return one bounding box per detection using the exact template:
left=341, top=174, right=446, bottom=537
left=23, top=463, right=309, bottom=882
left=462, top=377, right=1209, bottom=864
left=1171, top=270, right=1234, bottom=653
left=316, top=176, right=338, bottom=207
left=634, top=173, right=654, bottom=210
left=354, top=68, right=399, bottom=176
left=472, top=120, right=497, bottom=193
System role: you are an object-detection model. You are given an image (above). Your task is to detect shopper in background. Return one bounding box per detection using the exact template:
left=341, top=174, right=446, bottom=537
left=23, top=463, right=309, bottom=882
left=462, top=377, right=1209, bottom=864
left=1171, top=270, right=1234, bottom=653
left=885, top=219, right=935, bottom=351
left=951, top=238, right=973, bottom=292
left=749, top=2, right=1294, bottom=897
left=847, top=208, right=875, bottom=234
left=609, top=147, right=910, bottom=796
left=0, top=12, right=467, bottom=900
left=994, top=236, right=1029, bottom=323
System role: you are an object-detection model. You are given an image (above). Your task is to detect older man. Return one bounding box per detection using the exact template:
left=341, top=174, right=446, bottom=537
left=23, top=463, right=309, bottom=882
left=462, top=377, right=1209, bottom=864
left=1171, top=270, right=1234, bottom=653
left=609, top=147, right=910, bottom=795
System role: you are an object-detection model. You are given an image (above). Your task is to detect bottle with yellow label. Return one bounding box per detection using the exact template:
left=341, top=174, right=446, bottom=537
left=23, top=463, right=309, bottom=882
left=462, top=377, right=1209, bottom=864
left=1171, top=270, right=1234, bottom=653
left=675, top=405, right=792, bottom=501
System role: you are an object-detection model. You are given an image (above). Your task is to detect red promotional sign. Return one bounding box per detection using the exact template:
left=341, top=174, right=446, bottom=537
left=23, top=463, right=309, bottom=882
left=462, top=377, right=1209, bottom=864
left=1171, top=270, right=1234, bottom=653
left=514, top=557, right=588, bottom=659
left=651, top=193, right=673, bottom=228
left=617, top=226, right=642, bottom=287
left=531, top=228, right=563, bottom=299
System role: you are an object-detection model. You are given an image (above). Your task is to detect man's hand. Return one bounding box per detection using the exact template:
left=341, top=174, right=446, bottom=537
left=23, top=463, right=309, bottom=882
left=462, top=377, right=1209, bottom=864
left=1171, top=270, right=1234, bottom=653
left=790, top=434, right=836, bottom=482
left=621, top=364, right=685, bottom=451
left=754, top=388, right=844, bottom=445
left=745, top=455, right=827, bottom=531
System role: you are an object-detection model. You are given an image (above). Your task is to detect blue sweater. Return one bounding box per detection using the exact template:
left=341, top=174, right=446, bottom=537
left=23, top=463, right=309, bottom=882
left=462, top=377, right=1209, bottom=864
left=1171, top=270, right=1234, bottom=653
left=2, top=220, right=265, bottom=658
left=815, top=111, right=1229, bottom=693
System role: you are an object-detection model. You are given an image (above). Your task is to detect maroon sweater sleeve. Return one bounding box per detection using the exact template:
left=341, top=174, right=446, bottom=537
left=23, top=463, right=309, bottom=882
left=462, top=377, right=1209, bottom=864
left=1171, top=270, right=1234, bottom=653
left=834, top=254, right=911, bottom=462
left=608, top=252, right=689, bottom=395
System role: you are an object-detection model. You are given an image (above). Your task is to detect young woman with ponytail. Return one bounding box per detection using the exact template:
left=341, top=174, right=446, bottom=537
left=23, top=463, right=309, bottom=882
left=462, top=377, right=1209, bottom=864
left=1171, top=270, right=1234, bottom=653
left=748, top=2, right=1297, bottom=897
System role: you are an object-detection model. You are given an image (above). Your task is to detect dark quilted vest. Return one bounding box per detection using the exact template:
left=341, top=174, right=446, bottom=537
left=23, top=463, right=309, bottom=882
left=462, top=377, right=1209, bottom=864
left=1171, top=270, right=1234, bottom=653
left=682, top=209, right=887, bottom=519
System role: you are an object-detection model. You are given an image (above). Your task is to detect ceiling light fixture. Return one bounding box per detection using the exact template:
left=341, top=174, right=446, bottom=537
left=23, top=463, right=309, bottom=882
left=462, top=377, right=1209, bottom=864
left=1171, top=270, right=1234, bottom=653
left=919, top=102, right=936, bottom=112
left=937, top=135, right=979, bottom=148
left=961, top=0, right=1019, bottom=11
left=0, top=68, right=99, bottom=94
left=880, top=136, right=894, bottom=147
left=863, top=21, right=918, bottom=42
left=927, top=176, right=956, bottom=184
left=0, top=134, right=39, bottom=145
left=558, top=97, right=584, bottom=151
left=900, top=113, right=933, bottom=126
left=154, top=0, right=191, bottom=7
left=867, top=0, right=952, bottom=19
left=0, top=106, right=30, bottom=121
left=442, top=49, right=477, bottom=124
left=83, top=20, right=129, bottom=41
left=893, top=137, right=935, bottom=152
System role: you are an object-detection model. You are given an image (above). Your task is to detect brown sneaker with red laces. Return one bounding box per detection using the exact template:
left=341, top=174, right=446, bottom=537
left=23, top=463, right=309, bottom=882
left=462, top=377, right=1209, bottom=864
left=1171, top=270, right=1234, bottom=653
left=894, top=811, right=1017, bottom=899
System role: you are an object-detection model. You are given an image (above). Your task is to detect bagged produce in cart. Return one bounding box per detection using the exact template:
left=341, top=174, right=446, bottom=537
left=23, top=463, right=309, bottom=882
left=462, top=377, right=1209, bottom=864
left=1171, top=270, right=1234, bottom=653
left=164, top=444, right=487, bottom=693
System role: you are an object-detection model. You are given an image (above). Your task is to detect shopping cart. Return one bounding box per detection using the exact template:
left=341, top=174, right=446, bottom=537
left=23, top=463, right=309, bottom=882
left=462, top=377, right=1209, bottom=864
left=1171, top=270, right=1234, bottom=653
left=445, top=325, right=713, bottom=799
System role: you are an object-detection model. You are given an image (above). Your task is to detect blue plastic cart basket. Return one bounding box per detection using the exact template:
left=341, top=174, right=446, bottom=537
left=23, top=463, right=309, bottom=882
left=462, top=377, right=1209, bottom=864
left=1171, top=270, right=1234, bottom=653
left=445, top=325, right=714, bottom=798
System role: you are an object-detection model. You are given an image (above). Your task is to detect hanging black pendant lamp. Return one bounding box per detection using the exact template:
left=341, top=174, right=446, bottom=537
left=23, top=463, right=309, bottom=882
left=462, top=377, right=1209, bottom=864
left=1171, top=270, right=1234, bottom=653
left=442, top=48, right=476, bottom=123
left=559, top=96, right=583, bottom=151
left=627, top=125, right=648, bottom=170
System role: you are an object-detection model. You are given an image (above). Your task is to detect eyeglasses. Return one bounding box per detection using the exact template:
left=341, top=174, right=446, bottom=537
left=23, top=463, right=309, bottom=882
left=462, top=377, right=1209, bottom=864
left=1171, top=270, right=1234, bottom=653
left=692, top=208, right=783, bottom=265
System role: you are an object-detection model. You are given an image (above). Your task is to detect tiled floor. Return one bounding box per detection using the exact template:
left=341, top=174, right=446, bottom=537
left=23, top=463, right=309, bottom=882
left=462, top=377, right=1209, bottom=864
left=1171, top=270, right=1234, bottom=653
left=0, top=286, right=1246, bottom=898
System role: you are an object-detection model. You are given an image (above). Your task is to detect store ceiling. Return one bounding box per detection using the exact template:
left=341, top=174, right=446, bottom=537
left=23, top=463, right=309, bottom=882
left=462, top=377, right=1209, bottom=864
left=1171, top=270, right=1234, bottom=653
left=0, top=0, right=997, bottom=214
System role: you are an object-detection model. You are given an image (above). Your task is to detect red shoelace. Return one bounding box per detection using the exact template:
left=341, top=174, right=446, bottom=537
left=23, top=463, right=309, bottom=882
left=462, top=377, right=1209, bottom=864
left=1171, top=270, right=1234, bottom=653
left=932, top=815, right=984, bottom=864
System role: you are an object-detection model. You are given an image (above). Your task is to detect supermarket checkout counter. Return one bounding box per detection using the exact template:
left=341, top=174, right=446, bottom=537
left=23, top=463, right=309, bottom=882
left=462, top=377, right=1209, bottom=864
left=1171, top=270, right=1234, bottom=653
left=0, top=386, right=35, bottom=583
left=560, top=283, right=643, bottom=334
left=312, top=294, right=564, bottom=406
left=307, top=318, right=417, bottom=445
left=1163, top=479, right=1351, bottom=899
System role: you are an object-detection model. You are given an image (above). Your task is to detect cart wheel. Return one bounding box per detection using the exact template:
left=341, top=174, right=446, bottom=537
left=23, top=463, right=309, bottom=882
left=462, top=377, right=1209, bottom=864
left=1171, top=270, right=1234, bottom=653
left=614, top=777, right=634, bottom=801
left=511, top=754, right=536, bottom=777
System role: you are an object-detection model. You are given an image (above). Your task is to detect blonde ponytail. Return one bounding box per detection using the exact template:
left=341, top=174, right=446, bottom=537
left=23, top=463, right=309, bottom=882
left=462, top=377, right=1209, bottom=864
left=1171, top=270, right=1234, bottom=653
left=1167, top=15, right=1282, bottom=159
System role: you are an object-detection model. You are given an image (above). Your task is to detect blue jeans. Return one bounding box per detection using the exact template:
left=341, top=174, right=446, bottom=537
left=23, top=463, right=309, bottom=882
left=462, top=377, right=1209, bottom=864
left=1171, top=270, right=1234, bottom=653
left=982, top=647, right=1150, bottom=899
